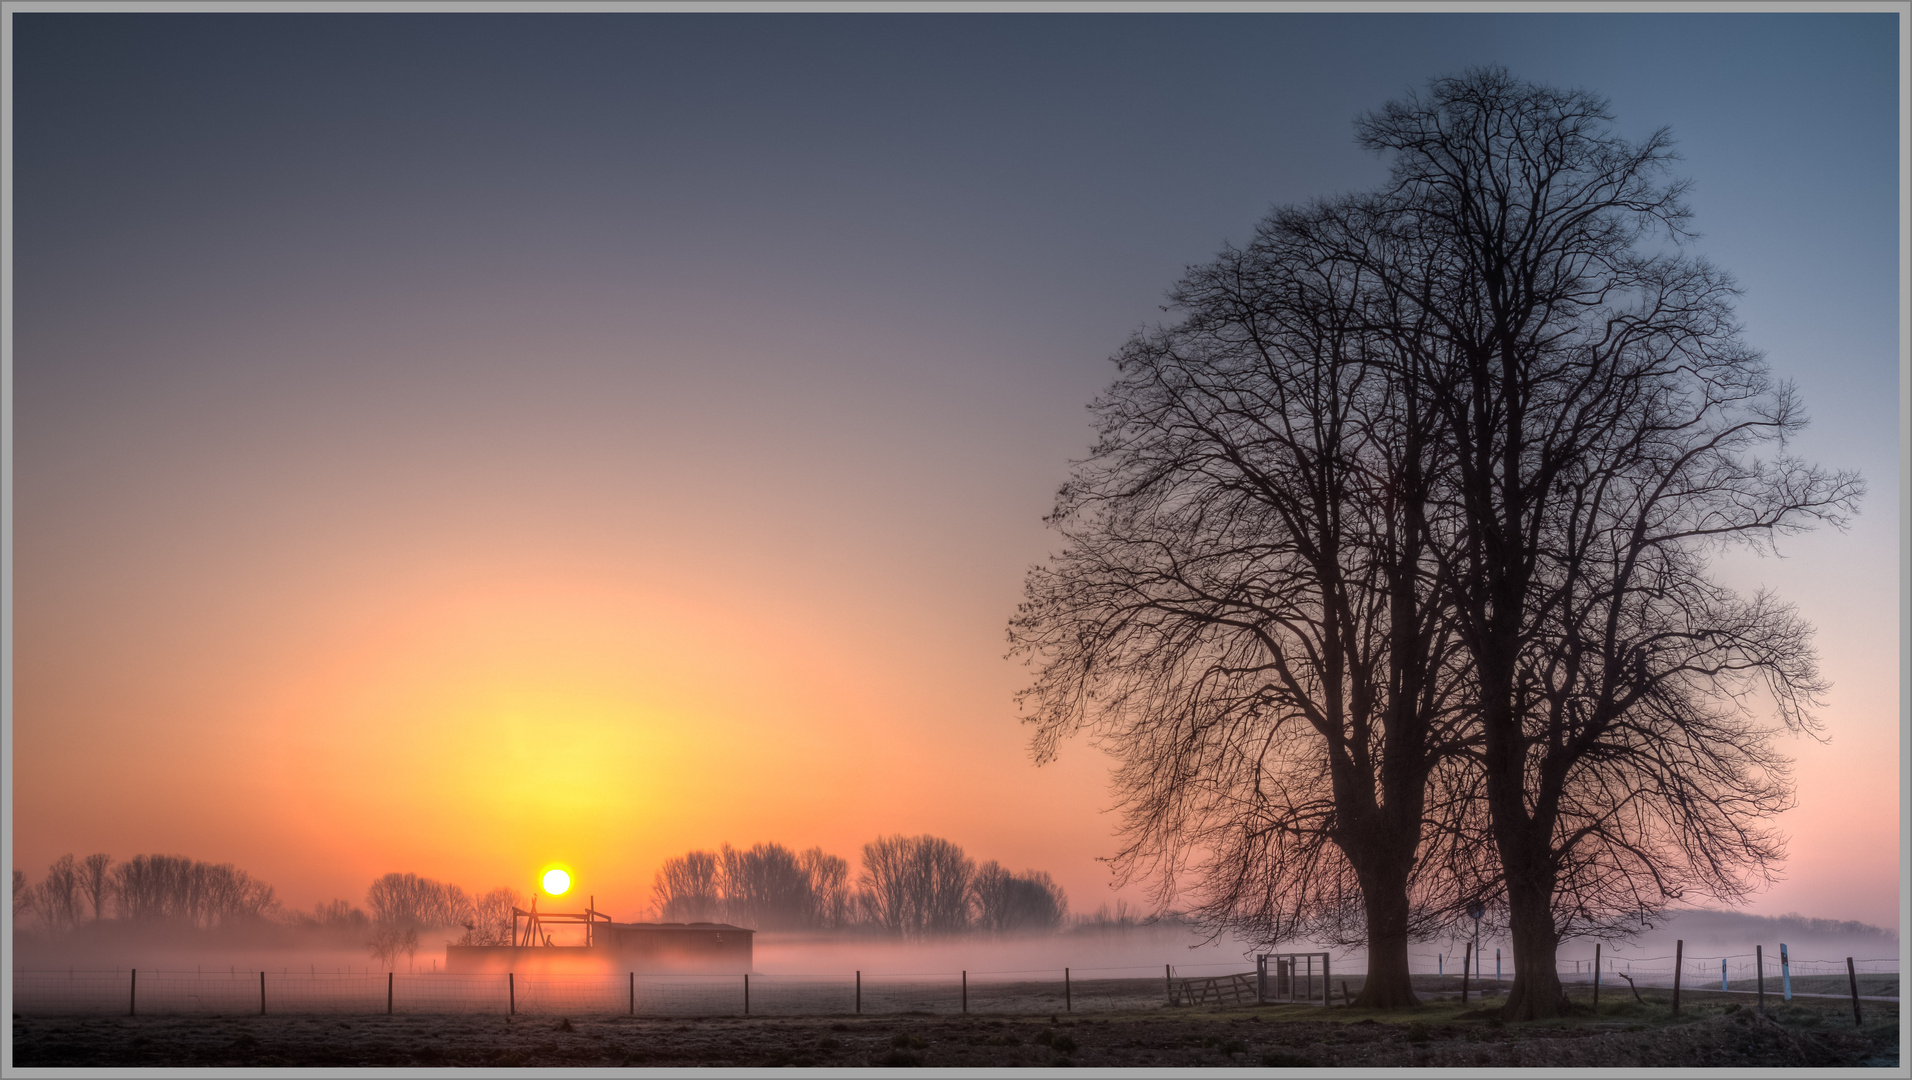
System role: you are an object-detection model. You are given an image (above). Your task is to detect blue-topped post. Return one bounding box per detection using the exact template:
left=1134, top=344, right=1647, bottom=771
left=1721, top=957, right=1727, bottom=991
left=1781, top=944, right=1791, bottom=1001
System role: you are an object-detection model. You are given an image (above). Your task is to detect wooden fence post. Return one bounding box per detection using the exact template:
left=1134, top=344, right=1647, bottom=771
left=1461, top=943, right=1471, bottom=1003
left=1755, top=946, right=1764, bottom=1015
left=1846, top=957, right=1862, bottom=1027
left=260, top=971, right=266, bottom=1016
left=962, top=971, right=967, bottom=1014
left=1671, top=940, right=1683, bottom=1016
left=1064, top=968, right=1071, bottom=1012
left=744, top=972, right=750, bottom=1016
left=1780, top=943, right=1791, bottom=1001
left=855, top=971, right=861, bottom=1015
left=1165, top=964, right=1173, bottom=1006
left=629, top=972, right=634, bottom=1016
left=1593, top=943, right=1601, bottom=1007
left=387, top=971, right=393, bottom=1015
left=509, top=972, right=515, bottom=1016
left=129, top=969, right=136, bottom=1017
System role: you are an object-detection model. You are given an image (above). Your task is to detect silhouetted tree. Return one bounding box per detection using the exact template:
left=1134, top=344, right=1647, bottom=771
left=971, top=862, right=1068, bottom=933
left=718, top=843, right=816, bottom=931
left=80, top=854, right=112, bottom=921
left=365, top=873, right=469, bottom=931
left=857, top=834, right=973, bottom=938
left=652, top=850, right=723, bottom=922
left=799, top=847, right=853, bottom=930
left=109, top=854, right=276, bottom=928
left=1345, top=67, right=1861, bottom=1018
left=458, top=888, right=518, bottom=946
left=1010, top=191, right=1481, bottom=1006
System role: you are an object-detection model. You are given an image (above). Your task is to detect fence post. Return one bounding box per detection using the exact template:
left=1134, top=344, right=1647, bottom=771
left=1721, top=957, right=1727, bottom=992
left=1321, top=954, right=1330, bottom=1008
left=962, top=971, right=967, bottom=1014
left=1496, top=948, right=1501, bottom=983
left=855, top=971, right=860, bottom=1015
left=744, top=972, right=750, bottom=1016
left=388, top=971, right=393, bottom=1015
left=629, top=972, right=634, bottom=1017
left=261, top=971, right=267, bottom=1016
left=1166, top=964, right=1173, bottom=1006
left=509, top=972, right=515, bottom=1016
left=1780, top=943, right=1790, bottom=1001
left=1461, top=942, right=1471, bottom=1004
left=1671, top=940, right=1683, bottom=1016
left=1846, top=957, right=1862, bottom=1027
left=1064, top=968, right=1071, bottom=1012
left=129, top=969, right=136, bottom=1017
left=1755, top=946, right=1764, bottom=1016
left=1592, top=943, right=1600, bottom=1007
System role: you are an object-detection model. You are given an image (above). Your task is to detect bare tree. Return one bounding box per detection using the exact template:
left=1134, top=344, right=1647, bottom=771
left=459, top=888, right=519, bottom=946
left=653, top=850, right=724, bottom=923
left=1349, top=67, right=1862, bottom=1018
left=80, top=854, right=112, bottom=921
left=856, top=835, right=974, bottom=938
left=971, top=862, right=1068, bottom=934
left=1010, top=194, right=1482, bottom=1006
left=799, top=847, right=853, bottom=930
left=11, top=869, right=25, bottom=924
left=366, top=873, right=466, bottom=931
left=719, top=843, right=816, bottom=931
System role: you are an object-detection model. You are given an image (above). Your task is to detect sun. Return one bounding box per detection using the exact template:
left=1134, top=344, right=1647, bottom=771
left=541, top=866, right=572, bottom=896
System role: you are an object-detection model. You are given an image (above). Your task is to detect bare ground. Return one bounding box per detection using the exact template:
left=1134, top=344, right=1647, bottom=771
left=12, top=989, right=1899, bottom=1068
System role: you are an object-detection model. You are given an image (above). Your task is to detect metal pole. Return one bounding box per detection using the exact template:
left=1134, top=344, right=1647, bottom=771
left=1671, top=940, right=1683, bottom=1016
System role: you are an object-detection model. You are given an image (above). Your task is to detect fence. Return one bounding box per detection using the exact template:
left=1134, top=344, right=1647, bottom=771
left=1408, top=945, right=1899, bottom=1003
left=11, top=961, right=1264, bottom=1018
left=16, top=949, right=1897, bottom=1017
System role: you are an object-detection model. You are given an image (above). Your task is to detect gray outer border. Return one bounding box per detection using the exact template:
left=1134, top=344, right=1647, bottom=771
left=0, top=3, right=1906, bottom=1079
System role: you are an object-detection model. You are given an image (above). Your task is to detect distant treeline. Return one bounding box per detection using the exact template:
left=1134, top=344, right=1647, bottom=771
left=15, top=837, right=1124, bottom=948
left=12, top=854, right=275, bottom=934
left=650, top=835, right=1071, bottom=938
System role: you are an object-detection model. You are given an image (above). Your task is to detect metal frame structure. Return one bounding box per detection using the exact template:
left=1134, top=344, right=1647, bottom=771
left=512, top=895, right=612, bottom=947
left=1256, top=952, right=1331, bottom=1006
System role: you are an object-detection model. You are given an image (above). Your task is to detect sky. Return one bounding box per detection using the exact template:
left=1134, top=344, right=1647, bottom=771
left=7, top=11, right=1904, bottom=932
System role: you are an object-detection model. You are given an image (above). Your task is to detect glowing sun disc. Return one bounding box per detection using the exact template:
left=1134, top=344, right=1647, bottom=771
left=542, top=868, right=572, bottom=895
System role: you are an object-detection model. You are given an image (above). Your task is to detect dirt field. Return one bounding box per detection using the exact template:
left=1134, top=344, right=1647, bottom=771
left=13, top=986, right=1898, bottom=1068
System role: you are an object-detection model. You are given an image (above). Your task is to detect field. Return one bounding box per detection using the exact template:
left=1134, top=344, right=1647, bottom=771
left=13, top=981, right=1898, bottom=1068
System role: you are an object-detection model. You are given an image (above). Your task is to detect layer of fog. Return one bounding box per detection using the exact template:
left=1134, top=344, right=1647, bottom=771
left=14, top=907, right=1896, bottom=979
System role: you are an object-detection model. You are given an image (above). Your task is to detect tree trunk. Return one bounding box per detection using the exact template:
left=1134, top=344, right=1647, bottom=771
left=1498, top=873, right=1570, bottom=1020
left=1349, top=854, right=1419, bottom=1009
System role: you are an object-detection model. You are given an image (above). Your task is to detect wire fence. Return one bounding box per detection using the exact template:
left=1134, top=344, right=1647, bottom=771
left=1409, top=947, right=1900, bottom=1001
left=11, top=961, right=1247, bottom=1018
left=14, top=951, right=1897, bottom=1017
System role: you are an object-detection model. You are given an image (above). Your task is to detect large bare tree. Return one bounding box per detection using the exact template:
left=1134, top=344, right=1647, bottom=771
left=1348, top=67, right=1862, bottom=1018
left=1010, top=196, right=1481, bottom=1007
